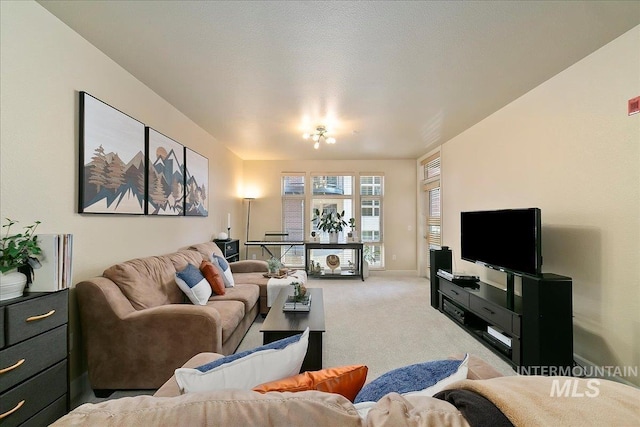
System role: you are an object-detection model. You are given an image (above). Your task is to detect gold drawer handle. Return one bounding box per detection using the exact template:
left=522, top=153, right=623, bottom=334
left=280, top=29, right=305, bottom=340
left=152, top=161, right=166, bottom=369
left=0, top=400, right=25, bottom=420
left=26, top=309, right=55, bottom=322
left=0, top=358, right=25, bottom=374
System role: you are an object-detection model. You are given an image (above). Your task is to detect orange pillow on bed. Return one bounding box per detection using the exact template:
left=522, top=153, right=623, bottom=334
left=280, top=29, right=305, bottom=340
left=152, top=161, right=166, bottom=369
left=252, top=365, right=368, bottom=402
left=200, top=260, right=226, bottom=295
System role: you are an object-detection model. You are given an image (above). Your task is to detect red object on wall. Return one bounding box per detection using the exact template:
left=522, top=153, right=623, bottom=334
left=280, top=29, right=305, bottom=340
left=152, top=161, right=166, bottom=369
left=629, top=96, right=640, bottom=116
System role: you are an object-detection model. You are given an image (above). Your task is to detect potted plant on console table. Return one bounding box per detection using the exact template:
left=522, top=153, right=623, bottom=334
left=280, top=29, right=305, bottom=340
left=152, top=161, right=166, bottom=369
left=312, top=209, right=352, bottom=243
left=0, top=218, right=42, bottom=301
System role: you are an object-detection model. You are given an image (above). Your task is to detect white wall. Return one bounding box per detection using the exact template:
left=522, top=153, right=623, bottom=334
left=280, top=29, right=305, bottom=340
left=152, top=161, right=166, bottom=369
left=243, top=160, right=417, bottom=273
left=1, top=1, right=244, bottom=380
left=438, top=26, right=639, bottom=385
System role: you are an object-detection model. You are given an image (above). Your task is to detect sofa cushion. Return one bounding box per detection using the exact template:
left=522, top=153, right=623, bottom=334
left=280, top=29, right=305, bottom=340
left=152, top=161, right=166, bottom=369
left=354, top=354, right=468, bottom=404
left=208, top=283, right=258, bottom=313
left=206, top=300, right=245, bottom=343
left=253, top=365, right=368, bottom=402
left=185, top=241, right=225, bottom=260
left=200, top=260, right=226, bottom=295
left=103, top=255, right=181, bottom=310
left=175, top=264, right=212, bottom=305
left=51, top=390, right=362, bottom=427
left=175, top=328, right=309, bottom=393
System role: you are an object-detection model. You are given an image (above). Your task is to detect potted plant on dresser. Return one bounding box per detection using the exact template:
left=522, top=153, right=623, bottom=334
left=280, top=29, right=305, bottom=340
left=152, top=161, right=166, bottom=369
left=0, top=218, right=42, bottom=301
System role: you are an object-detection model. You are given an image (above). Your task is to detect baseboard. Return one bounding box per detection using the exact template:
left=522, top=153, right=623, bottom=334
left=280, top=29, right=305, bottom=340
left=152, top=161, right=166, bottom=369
left=70, top=371, right=92, bottom=409
left=369, top=269, right=419, bottom=277
left=573, top=353, right=637, bottom=388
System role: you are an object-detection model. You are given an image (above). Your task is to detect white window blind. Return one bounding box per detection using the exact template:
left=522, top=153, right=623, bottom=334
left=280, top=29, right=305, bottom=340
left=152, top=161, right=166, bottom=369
left=421, top=153, right=441, bottom=249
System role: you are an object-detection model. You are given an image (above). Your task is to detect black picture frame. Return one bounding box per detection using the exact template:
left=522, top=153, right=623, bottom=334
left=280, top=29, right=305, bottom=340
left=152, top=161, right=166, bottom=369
left=184, top=148, right=209, bottom=217
left=79, top=92, right=146, bottom=214
left=145, top=127, right=185, bottom=215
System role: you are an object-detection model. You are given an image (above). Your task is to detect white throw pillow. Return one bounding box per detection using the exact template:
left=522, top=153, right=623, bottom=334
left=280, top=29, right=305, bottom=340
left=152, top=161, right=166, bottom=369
left=175, top=328, right=309, bottom=393
left=175, top=264, right=212, bottom=305
left=211, top=254, right=235, bottom=287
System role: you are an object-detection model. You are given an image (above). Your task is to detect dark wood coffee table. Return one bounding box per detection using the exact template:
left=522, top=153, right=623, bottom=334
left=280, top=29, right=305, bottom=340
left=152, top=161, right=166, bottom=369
left=260, top=288, right=325, bottom=372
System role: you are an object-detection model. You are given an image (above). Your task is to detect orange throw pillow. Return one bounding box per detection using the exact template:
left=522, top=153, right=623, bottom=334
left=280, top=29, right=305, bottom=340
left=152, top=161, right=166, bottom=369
left=252, top=365, right=368, bottom=402
left=200, top=260, right=226, bottom=295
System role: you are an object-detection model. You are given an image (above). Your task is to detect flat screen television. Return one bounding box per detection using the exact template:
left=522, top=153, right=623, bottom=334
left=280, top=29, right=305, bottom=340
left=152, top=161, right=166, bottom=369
left=461, top=208, right=542, bottom=276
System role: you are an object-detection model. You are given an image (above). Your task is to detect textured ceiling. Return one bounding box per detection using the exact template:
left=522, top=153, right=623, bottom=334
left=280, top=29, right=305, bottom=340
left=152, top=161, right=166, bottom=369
left=39, top=1, right=640, bottom=160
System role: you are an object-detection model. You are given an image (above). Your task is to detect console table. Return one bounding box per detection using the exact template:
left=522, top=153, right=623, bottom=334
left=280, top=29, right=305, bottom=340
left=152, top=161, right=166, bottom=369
left=304, top=242, right=364, bottom=281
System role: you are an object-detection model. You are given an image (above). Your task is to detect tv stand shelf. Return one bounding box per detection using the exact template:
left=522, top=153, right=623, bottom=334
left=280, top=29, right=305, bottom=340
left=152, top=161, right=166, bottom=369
left=436, top=273, right=573, bottom=370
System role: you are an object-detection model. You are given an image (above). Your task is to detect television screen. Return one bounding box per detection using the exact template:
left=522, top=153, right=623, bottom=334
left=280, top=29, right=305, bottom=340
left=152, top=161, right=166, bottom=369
left=461, top=208, right=541, bottom=276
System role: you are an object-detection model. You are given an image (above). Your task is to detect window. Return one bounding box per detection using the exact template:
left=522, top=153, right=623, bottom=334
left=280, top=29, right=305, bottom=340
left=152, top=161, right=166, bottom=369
left=281, top=174, right=305, bottom=266
left=421, top=153, right=441, bottom=250
left=360, top=174, right=383, bottom=268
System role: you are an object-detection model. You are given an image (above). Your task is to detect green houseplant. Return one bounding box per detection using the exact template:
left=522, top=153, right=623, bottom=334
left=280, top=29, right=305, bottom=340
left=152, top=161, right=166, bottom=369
left=312, top=209, right=354, bottom=242
left=267, top=257, right=281, bottom=274
left=1, top=218, right=42, bottom=301
left=1, top=218, right=42, bottom=273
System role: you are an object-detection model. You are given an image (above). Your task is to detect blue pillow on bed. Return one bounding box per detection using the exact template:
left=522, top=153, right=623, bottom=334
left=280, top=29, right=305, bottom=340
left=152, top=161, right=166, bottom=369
left=354, top=356, right=467, bottom=404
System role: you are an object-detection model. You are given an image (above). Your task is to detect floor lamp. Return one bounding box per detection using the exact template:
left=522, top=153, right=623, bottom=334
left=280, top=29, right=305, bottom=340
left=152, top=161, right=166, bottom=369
left=244, top=197, right=255, bottom=259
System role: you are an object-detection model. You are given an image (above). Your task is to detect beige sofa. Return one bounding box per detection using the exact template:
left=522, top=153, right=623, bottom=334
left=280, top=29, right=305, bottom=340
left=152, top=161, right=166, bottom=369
left=53, top=353, right=640, bottom=426
left=75, top=242, right=269, bottom=394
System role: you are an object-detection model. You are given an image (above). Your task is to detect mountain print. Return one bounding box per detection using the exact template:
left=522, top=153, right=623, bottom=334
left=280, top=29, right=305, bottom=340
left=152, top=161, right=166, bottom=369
left=82, top=145, right=145, bottom=213
left=146, top=128, right=185, bottom=215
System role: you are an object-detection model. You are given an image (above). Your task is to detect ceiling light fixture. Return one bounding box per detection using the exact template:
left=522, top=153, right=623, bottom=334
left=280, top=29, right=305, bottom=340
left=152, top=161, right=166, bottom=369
left=302, top=125, right=336, bottom=149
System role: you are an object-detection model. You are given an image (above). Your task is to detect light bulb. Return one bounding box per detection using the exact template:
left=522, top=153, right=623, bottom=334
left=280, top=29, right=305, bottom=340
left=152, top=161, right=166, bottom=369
left=314, top=142, right=320, bottom=149
left=312, top=134, right=320, bottom=142
left=326, top=137, right=336, bottom=144
left=302, top=133, right=310, bottom=140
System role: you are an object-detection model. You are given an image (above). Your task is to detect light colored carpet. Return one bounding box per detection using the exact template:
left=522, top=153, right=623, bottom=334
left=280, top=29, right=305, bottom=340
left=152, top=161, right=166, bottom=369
left=75, top=275, right=514, bottom=407
left=238, top=275, right=515, bottom=381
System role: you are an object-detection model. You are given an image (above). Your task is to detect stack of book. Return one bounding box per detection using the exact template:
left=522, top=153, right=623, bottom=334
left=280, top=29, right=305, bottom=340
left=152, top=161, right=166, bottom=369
left=283, top=294, right=312, bottom=312
left=30, top=234, right=73, bottom=292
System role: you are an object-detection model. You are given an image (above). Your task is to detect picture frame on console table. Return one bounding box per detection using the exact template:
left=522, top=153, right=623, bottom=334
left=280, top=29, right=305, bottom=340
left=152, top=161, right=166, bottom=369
left=78, top=91, right=146, bottom=215
left=145, top=127, right=185, bottom=216
left=184, top=148, right=209, bottom=217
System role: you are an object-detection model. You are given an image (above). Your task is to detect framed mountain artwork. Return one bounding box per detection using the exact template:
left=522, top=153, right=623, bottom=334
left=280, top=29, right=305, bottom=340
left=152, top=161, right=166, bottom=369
left=184, top=148, right=208, bottom=217
left=79, top=92, right=146, bottom=214
left=145, top=128, right=185, bottom=215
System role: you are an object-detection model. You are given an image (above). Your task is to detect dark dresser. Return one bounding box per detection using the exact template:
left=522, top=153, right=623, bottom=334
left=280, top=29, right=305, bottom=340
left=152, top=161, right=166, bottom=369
left=0, top=290, right=69, bottom=426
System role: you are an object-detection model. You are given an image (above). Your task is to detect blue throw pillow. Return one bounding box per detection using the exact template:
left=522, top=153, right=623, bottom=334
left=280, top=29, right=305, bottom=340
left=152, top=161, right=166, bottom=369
left=211, top=254, right=235, bottom=287
left=175, top=264, right=212, bottom=305
left=354, top=358, right=464, bottom=404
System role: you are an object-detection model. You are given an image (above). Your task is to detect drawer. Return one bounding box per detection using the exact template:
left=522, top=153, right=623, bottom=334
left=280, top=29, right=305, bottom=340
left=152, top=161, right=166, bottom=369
left=0, top=306, right=4, bottom=348
left=0, top=360, right=67, bottom=427
left=439, top=280, right=469, bottom=307
left=469, top=294, right=513, bottom=334
left=0, top=325, right=67, bottom=393
left=20, top=395, right=67, bottom=427
left=5, top=291, right=68, bottom=346
left=224, top=242, right=237, bottom=254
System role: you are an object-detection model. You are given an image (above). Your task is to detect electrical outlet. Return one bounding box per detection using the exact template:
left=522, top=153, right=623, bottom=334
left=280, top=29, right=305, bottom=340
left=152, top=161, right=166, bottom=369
left=252, top=254, right=256, bottom=260
left=392, top=254, right=397, bottom=260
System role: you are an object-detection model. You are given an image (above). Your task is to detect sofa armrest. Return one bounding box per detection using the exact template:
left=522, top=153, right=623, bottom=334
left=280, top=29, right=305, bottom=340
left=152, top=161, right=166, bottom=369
left=154, top=352, right=224, bottom=397
left=230, top=260, right=268, bottom=273
left=76, top=278, right=225, bottom=389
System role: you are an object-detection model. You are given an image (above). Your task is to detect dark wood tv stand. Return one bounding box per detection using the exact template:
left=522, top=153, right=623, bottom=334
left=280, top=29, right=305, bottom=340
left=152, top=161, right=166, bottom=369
left=436, top=273, right=573, bottom=371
